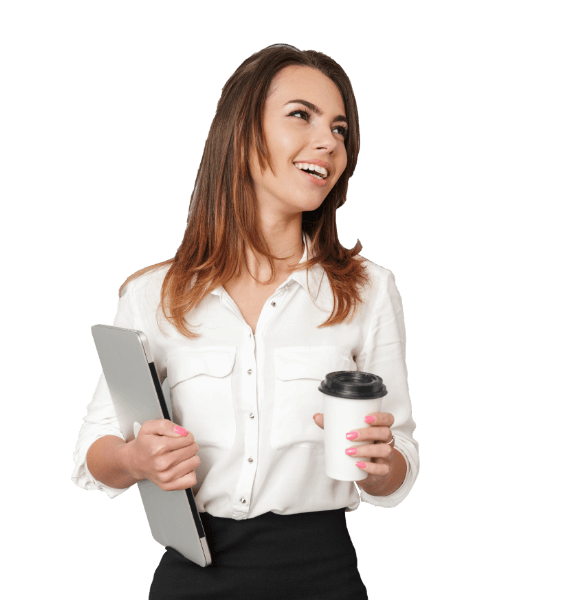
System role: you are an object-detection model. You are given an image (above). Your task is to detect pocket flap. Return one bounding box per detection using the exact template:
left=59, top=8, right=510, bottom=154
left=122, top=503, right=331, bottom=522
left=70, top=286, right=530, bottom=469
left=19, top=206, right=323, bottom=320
left=167, top=347, right=236, bottom=389
left=274, top=346, right=354, bottom=382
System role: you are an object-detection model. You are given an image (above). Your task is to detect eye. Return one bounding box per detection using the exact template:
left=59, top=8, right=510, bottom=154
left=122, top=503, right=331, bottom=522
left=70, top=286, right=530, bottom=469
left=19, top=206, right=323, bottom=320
left=288, top=110, right=348, bottom=138
left=289, top=109, right=310, bottom=121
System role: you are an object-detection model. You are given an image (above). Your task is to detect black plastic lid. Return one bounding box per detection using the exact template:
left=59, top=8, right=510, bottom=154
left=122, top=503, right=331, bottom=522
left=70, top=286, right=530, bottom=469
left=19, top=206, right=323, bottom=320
left=318, top=371, right=387, bottom=400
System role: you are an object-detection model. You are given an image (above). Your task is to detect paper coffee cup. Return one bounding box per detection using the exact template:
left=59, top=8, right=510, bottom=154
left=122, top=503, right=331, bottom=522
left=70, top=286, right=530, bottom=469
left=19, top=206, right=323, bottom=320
left=318, top=371, right=387, bottom=481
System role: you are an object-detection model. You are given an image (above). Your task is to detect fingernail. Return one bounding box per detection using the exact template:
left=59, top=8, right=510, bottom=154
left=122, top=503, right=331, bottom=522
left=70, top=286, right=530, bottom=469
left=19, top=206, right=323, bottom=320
left=365, top=415, right=376, bottom=424
left=356, top=462, right=366, bottom=469
left=174, top=425, right=187, bottom=437
left=346, top=431, right=358, bottom=440
left=345, top=447, right=357, bottom=455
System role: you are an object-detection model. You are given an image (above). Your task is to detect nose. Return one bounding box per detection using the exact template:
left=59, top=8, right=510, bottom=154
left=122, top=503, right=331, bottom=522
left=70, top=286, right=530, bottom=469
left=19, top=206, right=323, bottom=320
left=309, top=123, right=341, bottom=153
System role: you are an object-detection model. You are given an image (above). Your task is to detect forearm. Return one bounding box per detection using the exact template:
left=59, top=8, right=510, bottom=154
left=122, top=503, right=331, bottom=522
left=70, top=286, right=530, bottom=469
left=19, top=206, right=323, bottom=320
left=86, top=435, right=142, bottom=490
left=356, top=448, right=407, bottom=497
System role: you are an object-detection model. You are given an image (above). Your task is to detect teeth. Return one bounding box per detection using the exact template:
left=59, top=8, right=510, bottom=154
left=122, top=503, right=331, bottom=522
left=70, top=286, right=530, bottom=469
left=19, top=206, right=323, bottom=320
left=294, top=162, right=328, bottom=179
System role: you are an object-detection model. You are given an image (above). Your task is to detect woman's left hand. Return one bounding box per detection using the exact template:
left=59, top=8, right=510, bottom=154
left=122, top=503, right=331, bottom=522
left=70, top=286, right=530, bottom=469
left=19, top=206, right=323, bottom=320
left=313, top=411, right=395, bottom=487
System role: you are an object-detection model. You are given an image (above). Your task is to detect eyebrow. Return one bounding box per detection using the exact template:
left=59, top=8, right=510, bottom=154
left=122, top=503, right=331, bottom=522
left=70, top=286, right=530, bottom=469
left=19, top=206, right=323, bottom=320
left=284, top=99, right=348, bottom=126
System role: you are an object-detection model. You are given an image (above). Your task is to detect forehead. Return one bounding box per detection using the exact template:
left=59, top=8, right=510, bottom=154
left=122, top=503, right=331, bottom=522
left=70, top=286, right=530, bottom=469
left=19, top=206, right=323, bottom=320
left=267, top=65, right=346, bottom=114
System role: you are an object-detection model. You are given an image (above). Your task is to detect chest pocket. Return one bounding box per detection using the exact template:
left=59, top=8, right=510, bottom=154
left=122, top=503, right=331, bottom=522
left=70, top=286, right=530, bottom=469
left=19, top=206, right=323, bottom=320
left=271, top=346, right=356, bottom=450
left=167, top=347, right=237, bottom=450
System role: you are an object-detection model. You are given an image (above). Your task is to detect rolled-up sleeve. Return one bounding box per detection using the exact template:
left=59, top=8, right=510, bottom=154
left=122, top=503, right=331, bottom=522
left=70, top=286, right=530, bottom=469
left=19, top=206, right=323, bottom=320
left=355, top=269, right=419, bottom=508
left=71, top=282, right=141, bottom=499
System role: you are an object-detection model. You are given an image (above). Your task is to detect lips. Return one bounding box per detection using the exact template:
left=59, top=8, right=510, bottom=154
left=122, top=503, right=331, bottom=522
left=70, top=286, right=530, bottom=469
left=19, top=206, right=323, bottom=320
left=293, top=159, right=332, bottom=176
left=294, top=163, right=329, bottom=187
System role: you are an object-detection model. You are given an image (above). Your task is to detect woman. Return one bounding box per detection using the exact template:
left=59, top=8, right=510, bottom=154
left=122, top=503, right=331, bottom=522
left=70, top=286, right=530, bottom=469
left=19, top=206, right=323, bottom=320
left=72, top=43, right=419, bottom=599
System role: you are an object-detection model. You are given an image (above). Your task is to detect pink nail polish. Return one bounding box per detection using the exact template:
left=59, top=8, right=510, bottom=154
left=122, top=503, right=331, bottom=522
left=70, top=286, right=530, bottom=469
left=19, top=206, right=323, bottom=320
left=346, top=431, right=358, bottom=440
left=356, top=462, right=366, bottom=469
left=174, top=425, right=187, bottom=437
left=345, top=447, right=357, bottom=455
left=365, top=415, right=376, bottom=424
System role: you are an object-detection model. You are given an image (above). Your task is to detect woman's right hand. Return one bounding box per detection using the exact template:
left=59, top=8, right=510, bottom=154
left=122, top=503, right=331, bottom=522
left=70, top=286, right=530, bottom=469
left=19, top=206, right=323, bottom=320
left=126, top=419, right=201, bottom=491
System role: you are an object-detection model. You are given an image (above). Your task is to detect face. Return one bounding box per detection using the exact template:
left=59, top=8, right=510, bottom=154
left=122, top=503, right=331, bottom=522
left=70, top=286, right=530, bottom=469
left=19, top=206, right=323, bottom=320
left=248, top=65, right=349, bottom=218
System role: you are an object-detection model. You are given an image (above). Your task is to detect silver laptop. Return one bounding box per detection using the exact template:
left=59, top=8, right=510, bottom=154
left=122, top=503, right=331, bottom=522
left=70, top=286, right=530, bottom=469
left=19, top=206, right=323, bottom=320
left=91, top=324, right=212, bottom=567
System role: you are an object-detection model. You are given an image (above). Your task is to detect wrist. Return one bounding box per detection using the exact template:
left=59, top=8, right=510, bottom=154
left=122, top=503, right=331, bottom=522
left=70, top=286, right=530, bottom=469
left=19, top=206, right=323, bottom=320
left=357, top=448, right=407, bottom=497
left=120, top=439, right=143, bottom=484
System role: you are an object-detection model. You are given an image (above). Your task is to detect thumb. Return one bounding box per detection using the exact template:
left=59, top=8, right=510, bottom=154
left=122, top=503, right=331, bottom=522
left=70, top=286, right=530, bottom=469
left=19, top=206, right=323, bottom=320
left=143, top=418, right=189, bottom=438
left=313, top=413, right=324, bottom=429
left=170, top=423, right=189, bottom=437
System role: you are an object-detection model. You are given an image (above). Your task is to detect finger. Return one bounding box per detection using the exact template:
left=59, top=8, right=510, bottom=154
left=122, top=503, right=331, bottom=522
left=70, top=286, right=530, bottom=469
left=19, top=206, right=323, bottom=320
left=173, top=453, right=202, bottom=482
left=346, top=442, right=394, bottom=460
left=364, top=412, right=395, bottom=427
left=346, top=425, right=392, bottom=443
left=157, top=467, right=199, bottom=491
left=146, top=430, right=196, bottom=456
left=165, top=430, right=196, bottom=451
left=355, top=459, right=391, bottom=477
left=142, top=419, right=191, bottom=438
left=156, top=441, right=200, bottom=471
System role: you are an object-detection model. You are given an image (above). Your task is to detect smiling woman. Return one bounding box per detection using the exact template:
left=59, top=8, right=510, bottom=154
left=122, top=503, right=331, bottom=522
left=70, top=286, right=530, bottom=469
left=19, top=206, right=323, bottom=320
left=73, top=42, right=419, bottom=600
left=149, top=47, right=369, bottom=600
left=116, top=44, right=366, bottom=336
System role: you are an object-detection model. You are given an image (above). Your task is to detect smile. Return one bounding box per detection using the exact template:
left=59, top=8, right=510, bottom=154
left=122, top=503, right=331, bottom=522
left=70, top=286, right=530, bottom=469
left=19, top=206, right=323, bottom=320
left=294, top=163, right=329, bottom=187
left=293, top=162, right=329, bottom=179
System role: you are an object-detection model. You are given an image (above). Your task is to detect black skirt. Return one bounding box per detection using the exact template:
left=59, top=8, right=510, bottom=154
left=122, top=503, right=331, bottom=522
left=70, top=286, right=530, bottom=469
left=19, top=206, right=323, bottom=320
left=149, top=507, right=368, bottom=600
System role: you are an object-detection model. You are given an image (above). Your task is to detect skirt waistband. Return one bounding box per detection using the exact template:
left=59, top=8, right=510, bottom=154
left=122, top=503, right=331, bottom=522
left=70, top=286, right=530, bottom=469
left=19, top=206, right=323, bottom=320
left=199, top=507, right=350, bottom=569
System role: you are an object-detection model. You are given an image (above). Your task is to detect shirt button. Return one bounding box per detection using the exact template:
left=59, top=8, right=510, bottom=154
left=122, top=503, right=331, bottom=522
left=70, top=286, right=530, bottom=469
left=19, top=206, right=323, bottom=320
left=240, top=498, right=246, bottom=503
left=249, top=413, right=254, bottom=419
left=247, top=369, right=252, bottom=375
left=271, top=301, right=276, bottom=307
left=248, top=457, right=253, bottom=463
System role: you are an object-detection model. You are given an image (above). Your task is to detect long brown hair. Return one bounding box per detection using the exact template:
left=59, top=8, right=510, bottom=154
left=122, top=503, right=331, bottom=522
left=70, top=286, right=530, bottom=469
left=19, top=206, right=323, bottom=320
left=119, top=43, right=370, bottom=338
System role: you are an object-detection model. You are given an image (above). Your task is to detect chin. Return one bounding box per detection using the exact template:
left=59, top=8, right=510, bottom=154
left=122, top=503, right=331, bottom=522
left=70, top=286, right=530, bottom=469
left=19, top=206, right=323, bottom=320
left=299, top=193, right=329, bottom=211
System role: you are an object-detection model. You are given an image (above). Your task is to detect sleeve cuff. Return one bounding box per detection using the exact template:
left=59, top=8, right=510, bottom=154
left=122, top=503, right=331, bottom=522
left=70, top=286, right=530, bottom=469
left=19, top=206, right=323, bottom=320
left=359, top=443, right=418, bottom=508
left=71, top=430, right=131, bottom=499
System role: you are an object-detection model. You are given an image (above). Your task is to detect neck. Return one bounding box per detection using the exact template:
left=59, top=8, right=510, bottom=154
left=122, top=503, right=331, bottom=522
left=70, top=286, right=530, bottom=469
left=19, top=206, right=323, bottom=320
left=241, top=220, right=305, bottom=285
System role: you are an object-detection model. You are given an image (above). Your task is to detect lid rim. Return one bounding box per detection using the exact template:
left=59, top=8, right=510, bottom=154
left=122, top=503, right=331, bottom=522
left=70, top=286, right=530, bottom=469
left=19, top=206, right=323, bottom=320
left=318, top=370, right=387, bottom=400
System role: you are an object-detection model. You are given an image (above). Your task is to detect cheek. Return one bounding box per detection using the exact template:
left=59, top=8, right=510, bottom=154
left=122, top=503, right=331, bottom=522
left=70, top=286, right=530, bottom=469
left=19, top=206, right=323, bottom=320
left=251, top=125, right=290, bottom=176
left=337, top=153, right=348, bottom=178
left=267, top=120, right=312, bottom=165
left=277, top=131, right=295, bottom=148
left=267, top=137, right=301, bottom=179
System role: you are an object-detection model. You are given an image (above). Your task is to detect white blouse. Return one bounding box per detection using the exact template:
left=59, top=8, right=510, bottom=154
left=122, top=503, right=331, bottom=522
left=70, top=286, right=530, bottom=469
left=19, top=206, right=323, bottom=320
left=71, top=234, right=419, bottom=519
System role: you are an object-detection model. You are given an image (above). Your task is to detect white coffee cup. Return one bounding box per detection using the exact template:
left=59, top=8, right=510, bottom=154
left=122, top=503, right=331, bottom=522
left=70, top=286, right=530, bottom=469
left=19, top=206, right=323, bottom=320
left=319, top=371, right=387, bottom=481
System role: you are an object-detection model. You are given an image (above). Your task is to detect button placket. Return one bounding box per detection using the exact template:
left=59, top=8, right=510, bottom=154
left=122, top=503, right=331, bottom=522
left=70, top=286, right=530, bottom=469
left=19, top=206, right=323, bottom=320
left=239, top=360, right=257, bottom=504
left=247, top=369, right=253, bottom=462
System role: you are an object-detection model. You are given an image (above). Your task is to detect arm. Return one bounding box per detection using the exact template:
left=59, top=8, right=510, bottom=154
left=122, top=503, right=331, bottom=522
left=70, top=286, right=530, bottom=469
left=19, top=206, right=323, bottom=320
left=86, top=435, right=141, bottom=490
left=354, top=268, right=420, bottom=508
left=71, top=282, right=141, bottom=498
